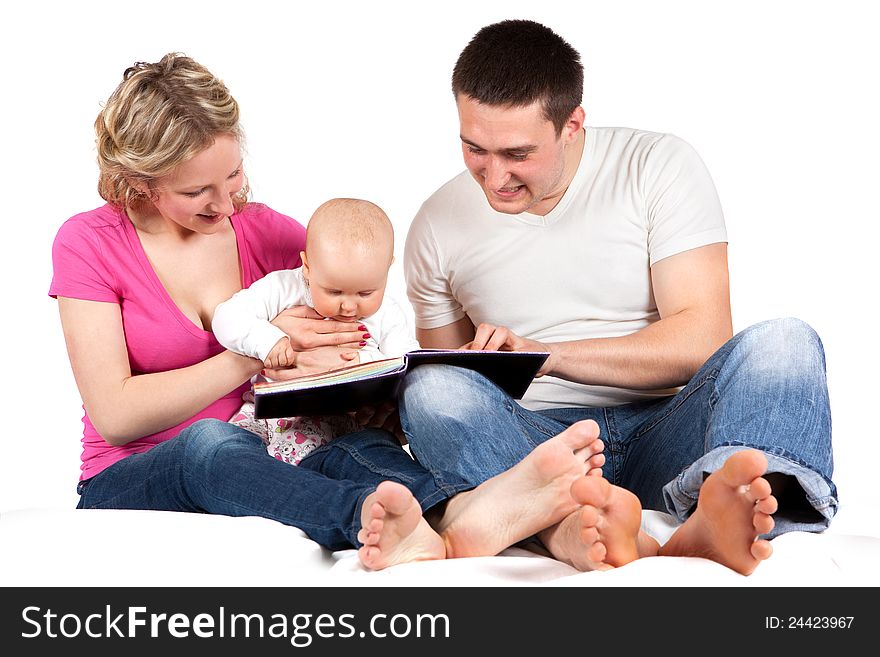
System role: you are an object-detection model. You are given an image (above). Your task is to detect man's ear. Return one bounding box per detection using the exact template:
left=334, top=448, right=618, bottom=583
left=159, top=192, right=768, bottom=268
left=563, top=106, right=586, bottom=143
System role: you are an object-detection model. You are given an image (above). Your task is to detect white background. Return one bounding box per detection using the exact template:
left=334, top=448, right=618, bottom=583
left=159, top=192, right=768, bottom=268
left=1, top=0, right=877, bottom=536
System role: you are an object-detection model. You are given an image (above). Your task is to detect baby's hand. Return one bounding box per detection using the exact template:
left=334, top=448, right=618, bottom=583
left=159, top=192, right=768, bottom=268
left=264, top=337, right=297, bottom=369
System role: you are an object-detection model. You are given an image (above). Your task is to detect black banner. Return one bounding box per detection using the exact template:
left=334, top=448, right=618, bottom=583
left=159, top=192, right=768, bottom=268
left=2, top=586, right=875, bottom=654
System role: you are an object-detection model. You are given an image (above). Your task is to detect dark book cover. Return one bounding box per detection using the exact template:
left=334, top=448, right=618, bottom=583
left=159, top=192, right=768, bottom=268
left=252, top=349, right=549, bottom=418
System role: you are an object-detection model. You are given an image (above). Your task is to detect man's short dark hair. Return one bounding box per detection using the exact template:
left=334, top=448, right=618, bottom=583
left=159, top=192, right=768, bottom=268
left=452, top=19, right=583, bottom=134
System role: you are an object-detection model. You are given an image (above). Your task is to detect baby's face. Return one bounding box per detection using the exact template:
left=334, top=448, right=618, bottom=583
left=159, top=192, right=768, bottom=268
left=305, top=248, right=390, bottom=322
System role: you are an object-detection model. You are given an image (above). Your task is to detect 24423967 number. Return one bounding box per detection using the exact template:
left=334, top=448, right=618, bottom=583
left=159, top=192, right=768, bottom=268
left=765, top=616, right=854, bottom=629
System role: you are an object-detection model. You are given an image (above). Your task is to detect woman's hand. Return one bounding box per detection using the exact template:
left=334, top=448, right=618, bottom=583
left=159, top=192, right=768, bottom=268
left=262, top=345, right=360, bottom=380
left=271, top=306, right=367, bottom=350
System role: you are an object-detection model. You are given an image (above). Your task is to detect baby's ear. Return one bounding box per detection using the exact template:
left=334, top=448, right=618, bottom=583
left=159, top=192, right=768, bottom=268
left=300, top=251, right=309, bottom=273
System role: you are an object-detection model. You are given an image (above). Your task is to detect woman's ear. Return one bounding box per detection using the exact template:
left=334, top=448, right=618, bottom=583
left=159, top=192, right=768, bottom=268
left=126, top=176, right=157, bottom=201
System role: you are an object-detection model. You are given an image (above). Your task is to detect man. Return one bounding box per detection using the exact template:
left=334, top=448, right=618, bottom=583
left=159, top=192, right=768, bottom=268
left=400, top=19, right=836, bottom=575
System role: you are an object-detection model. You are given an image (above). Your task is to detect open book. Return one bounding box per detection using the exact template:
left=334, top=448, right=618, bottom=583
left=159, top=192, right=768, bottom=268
left=252, top=349, right=549, bottom=418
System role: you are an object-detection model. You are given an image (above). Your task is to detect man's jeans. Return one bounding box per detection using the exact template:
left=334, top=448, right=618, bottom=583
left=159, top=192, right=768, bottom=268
left=400, top=318, right=837, bottom=538
left=76, top=421, right=470, bottom=550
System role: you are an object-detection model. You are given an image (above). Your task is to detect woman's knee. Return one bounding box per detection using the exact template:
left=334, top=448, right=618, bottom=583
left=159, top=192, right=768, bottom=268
left=179, top=419, right=260, bottom=463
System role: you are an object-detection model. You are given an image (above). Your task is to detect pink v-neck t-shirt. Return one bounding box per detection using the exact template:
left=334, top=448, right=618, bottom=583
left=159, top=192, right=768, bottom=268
left=49, top=203, right=306, bottom=480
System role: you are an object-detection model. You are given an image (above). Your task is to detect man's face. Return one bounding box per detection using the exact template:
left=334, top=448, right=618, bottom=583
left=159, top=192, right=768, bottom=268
left=456, top=96, right=578, bottom=216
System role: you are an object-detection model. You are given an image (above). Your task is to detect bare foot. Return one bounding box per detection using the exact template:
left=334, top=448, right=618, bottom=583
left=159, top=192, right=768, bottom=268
left=433, top=420, right=605, bottom=558
left=659, top=449, right=777, bottom=575
left=357, top=481, right=446, bottom=570
left=539, top=476, right=659, bottom=571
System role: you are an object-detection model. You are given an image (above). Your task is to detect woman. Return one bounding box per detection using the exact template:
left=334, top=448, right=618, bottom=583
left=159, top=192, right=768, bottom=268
left=50, top=53, right=606, bottom=571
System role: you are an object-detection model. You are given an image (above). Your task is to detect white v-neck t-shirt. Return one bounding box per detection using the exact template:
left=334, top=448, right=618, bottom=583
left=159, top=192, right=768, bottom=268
left=405, top=127, right=727, bottom=410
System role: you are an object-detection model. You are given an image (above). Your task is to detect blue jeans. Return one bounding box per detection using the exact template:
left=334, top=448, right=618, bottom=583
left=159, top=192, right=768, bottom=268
left=400, top=318, right=837, bottom=538
left=76, top=420, right=471, bottom=550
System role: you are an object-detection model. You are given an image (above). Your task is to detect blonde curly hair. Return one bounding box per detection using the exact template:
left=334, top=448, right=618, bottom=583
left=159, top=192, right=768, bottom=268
left=95, top=53, right=249, bottom=210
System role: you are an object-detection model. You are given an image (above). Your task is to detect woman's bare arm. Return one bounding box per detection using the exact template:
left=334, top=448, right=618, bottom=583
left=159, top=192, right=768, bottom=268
left=58, top=297, right=262, bottom=445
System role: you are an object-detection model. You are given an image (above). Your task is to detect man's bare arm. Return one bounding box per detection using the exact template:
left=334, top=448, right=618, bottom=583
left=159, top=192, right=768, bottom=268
left=416, top=316, right=476, bottom=350
left=466, top=243, right=733, bottom=389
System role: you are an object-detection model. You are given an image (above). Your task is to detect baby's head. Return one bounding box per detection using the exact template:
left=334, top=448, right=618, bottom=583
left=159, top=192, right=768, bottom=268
left=301, top=198, right=395, bottom=322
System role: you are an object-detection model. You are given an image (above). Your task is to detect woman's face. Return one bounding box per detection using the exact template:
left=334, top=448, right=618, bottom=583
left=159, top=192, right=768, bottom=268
left=149, top=134, right=245, bottom=234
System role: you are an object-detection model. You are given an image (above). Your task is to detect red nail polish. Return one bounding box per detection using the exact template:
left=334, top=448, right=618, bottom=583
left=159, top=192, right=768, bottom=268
left=359, top=341, right=367, bottom=346
left=358, top=325, right=367, bottom=331
left=363, top=333, right=371, bottom=339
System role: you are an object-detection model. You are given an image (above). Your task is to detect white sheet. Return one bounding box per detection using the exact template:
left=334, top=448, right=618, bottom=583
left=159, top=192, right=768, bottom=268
left=3, top=506, right=877, bottom=587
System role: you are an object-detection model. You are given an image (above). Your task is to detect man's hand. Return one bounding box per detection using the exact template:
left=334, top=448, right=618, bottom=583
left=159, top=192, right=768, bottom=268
left=262, top=345, right=359, bottom=381
left=352, top=402, right=406, bottom=444
left=462, top=323, right=554, bottom=376
left=271, top=306, right=367, bottom=350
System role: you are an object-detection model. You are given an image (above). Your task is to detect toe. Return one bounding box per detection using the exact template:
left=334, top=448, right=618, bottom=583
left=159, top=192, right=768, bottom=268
left=358, top=545, right=378, bottom=567
left=574, top=439, right=604, bottom=460
left=376, top=481, right=416, bottom=515
left=753, top=512, right=775, bottom=535
left=562, top=420, right=601, bottom=450
left=571, top=475, right=611, bottom=506
left=755, top=495, right=778, bottom=515
left=579, top=419, right=601, bottom=437
left=722, top=450, right=768, bottom=486
left=750, top=539, right=773, bottom=561
left=370, top=501, right=387, bottom=521
left=579, top=504, right=600, bottom=527
left=580, top=525, right=599, bottom=545
left=586, top=541, right=607, bottom=563
left=746, top=476, right=772, bottom=501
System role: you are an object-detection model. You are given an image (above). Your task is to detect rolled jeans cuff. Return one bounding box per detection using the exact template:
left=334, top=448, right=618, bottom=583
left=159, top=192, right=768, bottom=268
left=662, top=445, right=838, bottom=538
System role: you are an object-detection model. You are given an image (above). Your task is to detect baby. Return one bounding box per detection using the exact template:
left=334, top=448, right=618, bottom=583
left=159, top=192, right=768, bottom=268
left=213, top=198, right=419, bottom=464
